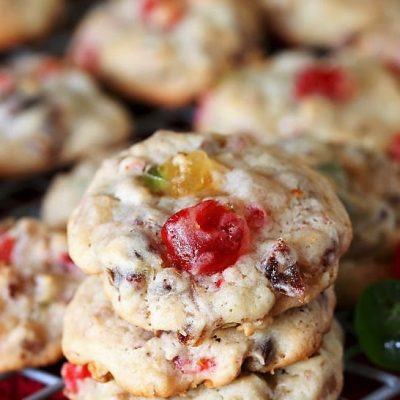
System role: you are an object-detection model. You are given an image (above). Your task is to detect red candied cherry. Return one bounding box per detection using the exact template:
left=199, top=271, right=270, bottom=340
left=388, top=133, right=400, bottom=162
left=59, top=252, right=77, bottom=272
left=73, top=39, right=100, bottom=74
left=61, top=363, right=91, bottom=394
left=0, top=70, right=15, bottom=95
left=393, top=245, right=400, bottom=280
left=161, top=200, right=250, bottom=275
left=35, top=58, right=63, bottom=80
left=139, top=0, right=185, bottom=30
left=294, top=65, right=355, bottom=102
left=0, top=233, right=15, bottom=264
left=245, top=204, right=267, bottom=230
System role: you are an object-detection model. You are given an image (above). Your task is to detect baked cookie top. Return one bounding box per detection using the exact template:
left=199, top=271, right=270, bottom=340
left=0, top=54, right=132, bottom=177
left=62, top=321, right=343, bottom=400
left=42, top=148, right=123, bottom=229
left=0, top=0, right=64, bottom=50
left=276, top=137, right=400, bottom=261
left=0, top=218, right=82, bottom=373
left=62, top=276, right=335, bottom=397
left=68, top=131, right=351, bottom=341
left=195, top=51, right=400, bottom=154
left=69, top=0, right=262, bottom=106
left=354, top=0, right=400, bottom=75
left=260, top=0, right=378, bottom=47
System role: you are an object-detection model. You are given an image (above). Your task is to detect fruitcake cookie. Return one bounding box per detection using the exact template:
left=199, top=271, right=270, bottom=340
left=62, top=276, right=335, bottom=397
left=0, top=54, right=132, bottom=177
left=68, top=131, right=351, bottom=342
left=42, top=148, right=123, bottom=229
left=0, top=218, right=82, bottom=373
left=62, top=321, right=344, bottom=400
left=0, top=0, right=64, bottom=50
left=69, top=0, right=262, bottom=106
left=353, top=0, right=400, bottom=77
left=276, top=137, right=400, bottom=305
left=260, top=0, right=378, bottom=47
left=195, top=51, right=400, bottom=154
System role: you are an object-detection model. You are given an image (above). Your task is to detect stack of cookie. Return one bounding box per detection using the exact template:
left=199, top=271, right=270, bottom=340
left=62, top=131, right=352, bottom=399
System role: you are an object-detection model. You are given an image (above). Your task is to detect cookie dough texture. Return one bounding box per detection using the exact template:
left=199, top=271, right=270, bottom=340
left=0, top=0, right=64, bottom=50
left=68, top=131, right=351, bottom=341
left=260, top=0, right=378, bottom=47
left=0, top=55, right=132, bottom=177
left=276, top=137, right=400, bottom=305
left=70, top=0, right=262, bottom=106
left=0, top=218, right=82, bottom=373
left=196, top=51, right=400, bottom=153
left=64, top=320, right=344, bottom=400
left=42, top=149, right=123, bottom=229
left=62, top=276, right=335, bottom=397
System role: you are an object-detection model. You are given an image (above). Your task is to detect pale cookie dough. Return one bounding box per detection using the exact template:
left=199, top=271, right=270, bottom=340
left=0, top=0, right=64, bottom=50
left=276, top=137, right=400, bottom=305
left=42, top=148, right=124, bottom=229
left=69, top=0, right=262, bottom=106
left=62, top=276, right=336, bottom=398
left=0, top=218, right=82, bottom=373
left=68, top=131, right=351, bottom=341
left=0, top=54, right=132, bottom=177
left=63, top=321, right=344, bottom=400
left=195, top=51, right=400, bottom=154
left=260, top=0, right=379, bottom=47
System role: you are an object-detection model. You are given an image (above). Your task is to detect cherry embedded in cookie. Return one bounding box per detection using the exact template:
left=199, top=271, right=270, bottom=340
left=62, top=363, right=91, bottom=394
left=139, top=0, right=185, bottom=30
left=0, top=70, right=15, bottom=96
left=388, top=133, right=400, bottom=162
left=245, top=204, right=267, bottom=230
left=0, top=233, right=15, bottom=264
left=172, top=356, right=216, bottom=374
left=161, top=199, right=250, bottom=275
left=294, top=65, right=354, bottom=101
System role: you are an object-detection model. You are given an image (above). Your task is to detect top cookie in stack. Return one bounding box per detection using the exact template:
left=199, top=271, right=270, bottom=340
left=68, top=131, right=351, bottom=343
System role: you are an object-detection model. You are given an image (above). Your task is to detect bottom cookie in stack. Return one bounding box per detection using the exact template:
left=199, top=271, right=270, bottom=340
left=62, top=321, right=343, bottom=400
left=61, top=277, right=342, bottom=399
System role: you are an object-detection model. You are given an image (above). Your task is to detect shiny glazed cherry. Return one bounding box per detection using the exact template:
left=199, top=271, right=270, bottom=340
left=61, top=363, right=91, bottom=394
left=0, top=233, right=15, bottom=264
left=294, top=65, right=354, bottom=101
left=161, top=200, right=250, bottom=275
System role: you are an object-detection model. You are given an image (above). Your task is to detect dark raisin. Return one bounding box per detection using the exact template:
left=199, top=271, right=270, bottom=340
left=259, top=239, right=304, bottom=297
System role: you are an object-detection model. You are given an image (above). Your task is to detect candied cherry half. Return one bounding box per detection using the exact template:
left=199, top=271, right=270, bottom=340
left=0, top=70, right=15, bottom=96
left=161, top=199, right=250, bottom=275
left=0, top=233, right=15, bottom=264
left=61, top=363, right=91, bottom=394
left=139, top=0, right=185, bottom=30
left=388, top=133, right=400, bottom=162
left=294, top=65, right=354, bottom=102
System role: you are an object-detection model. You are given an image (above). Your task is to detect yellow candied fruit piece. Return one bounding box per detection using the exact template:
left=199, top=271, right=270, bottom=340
left=163, top=150, right=223, bottom=197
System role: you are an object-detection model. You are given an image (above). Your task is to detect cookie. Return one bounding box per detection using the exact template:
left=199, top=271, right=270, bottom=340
left=62, top=321, right=344, bottom=400
left=276, top=137, right=400, bottom=305
left=0, top=218, right=82, bottom=373
left=195, top=51, right=400, bottom=154
left=69, top=0, right=262, bottom=106
left=42, top=148, right=123, bottom=229
left=68, top=131, right=351, bottom=342
left=0, top=54, right=132, bottom=177
left=0, top=0, right=64, bottom=50
left=62, top=276, right=336, bottom=397
left=353, top=0, right=400, bottom=77
left=260, top=0, right=378, bottom=47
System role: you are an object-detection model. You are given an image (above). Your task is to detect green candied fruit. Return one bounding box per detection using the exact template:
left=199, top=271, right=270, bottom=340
left=142, top=165, right=168, bottom=193
left=316, top=161, right=348, bottom=189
